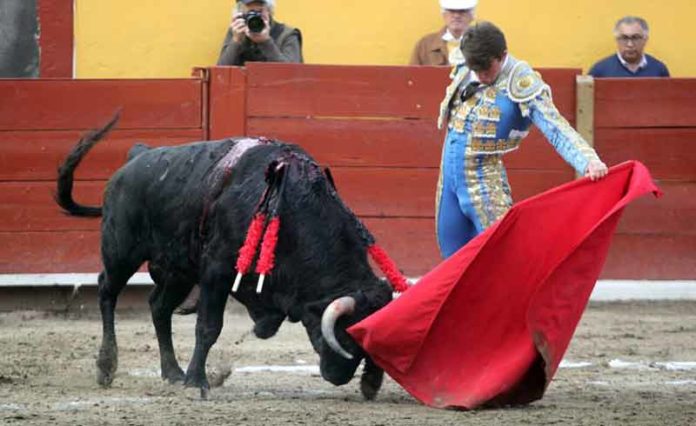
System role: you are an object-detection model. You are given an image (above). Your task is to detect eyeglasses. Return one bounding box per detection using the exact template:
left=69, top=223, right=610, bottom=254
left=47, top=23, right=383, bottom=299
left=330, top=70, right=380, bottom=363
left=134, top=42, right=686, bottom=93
left=616, top=34, right=646, bottom=44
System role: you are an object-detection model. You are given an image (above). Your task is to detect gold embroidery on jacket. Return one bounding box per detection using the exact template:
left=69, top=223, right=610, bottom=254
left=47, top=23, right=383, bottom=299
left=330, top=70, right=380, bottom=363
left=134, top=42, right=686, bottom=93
left=464, top=155, right=512, bottom=229
left=469, top=138, right=520, bottom=153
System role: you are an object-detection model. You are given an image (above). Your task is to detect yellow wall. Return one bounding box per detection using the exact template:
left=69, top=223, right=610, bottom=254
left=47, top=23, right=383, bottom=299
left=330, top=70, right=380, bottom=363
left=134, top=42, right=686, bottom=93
left=75, top=0, right=695, bottom=78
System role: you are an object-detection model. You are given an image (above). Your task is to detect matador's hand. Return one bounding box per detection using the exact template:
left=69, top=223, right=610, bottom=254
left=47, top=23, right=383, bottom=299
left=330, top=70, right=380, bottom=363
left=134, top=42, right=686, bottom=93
left=585, top=160, right=608, bottom=181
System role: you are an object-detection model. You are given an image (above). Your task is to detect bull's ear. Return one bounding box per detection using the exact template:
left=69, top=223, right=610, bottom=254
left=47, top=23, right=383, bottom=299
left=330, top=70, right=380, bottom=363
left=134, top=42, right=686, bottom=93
left=323, top=167, right=337, bottom=191
left=265, top=160, right=288, bottom=187
left=303, top=298, right=330, bottom=319
left=265, top=160, right=279, bottom=184
left=361, top=285, right=393, bottom=312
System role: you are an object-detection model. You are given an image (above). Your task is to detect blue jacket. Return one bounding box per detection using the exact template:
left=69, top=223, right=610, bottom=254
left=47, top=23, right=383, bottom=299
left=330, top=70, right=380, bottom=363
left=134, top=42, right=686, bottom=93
left=438, top=55, right=600, bottom=175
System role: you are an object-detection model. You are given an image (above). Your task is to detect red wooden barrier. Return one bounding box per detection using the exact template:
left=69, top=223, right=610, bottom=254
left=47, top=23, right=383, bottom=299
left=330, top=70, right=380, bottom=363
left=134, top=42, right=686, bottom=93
left=594, top=78, right=696, bottom=128
left=0, top=129, right=204, bottom=181
left=0, top=79, right=203, bottom=131
left=0, top=77, right=207, bottom=274
left=207, top=67, right=247, bottom=139
left=594, top=78, right=696, bottom=279
left=0, top=231, right=102, bottom=273
left=3, top=67, right=691, bottom=280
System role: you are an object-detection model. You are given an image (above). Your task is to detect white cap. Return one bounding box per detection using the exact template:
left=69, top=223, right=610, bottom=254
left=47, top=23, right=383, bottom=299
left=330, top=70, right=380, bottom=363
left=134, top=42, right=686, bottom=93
left=439, top=0, right=478, bottom=10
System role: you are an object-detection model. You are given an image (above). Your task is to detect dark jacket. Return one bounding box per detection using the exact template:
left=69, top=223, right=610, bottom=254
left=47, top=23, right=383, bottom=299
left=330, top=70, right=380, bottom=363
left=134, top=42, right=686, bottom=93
left=217, top=21, right=303, bottom=66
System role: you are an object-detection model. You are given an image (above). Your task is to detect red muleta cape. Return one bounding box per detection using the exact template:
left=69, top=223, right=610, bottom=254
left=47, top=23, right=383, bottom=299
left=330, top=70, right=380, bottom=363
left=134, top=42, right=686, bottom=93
left=348, top=161, right=661, bottom=409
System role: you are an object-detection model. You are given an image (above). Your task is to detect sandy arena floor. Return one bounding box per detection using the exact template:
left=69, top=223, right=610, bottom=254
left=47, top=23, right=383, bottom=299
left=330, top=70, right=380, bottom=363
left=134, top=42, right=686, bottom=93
left=0, top=301, right=695, bottom=425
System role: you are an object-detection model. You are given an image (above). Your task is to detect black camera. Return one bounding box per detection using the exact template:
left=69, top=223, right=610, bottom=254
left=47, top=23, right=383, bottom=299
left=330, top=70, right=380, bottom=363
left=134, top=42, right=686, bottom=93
left=244, top=10, right=265, bottom=33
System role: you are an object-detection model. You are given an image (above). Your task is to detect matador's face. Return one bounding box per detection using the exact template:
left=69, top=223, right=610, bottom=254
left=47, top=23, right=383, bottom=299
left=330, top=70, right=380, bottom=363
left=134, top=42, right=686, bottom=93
left=472, top=55, right=504, bottom=85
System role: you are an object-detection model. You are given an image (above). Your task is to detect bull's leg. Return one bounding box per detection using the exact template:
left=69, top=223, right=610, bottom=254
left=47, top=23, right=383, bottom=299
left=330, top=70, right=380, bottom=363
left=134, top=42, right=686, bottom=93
left=96, top=222, right=146, bottom=388
left=360, top=356, right=384, bottom=401
left=174, top=284, right=200, bottom=315
left=148, top=264, right=194, bottom=384
left=184, top=267, right=231, bottom=398
left=96, top=267, right=136, bottom=387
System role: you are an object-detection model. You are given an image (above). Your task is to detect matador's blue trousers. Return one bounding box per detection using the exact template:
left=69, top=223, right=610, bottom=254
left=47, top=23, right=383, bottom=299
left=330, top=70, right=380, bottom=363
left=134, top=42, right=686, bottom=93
left=436, top=130, right=513, bottom=259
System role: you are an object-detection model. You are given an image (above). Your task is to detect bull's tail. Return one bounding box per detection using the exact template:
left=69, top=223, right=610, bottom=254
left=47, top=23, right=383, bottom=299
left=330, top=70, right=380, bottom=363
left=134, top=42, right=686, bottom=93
left=55, top=112, right=120, bottom=217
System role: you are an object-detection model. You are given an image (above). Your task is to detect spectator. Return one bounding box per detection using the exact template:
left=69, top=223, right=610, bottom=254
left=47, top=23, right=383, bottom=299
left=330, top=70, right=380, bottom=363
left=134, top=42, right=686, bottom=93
left=436, top=22, right=607, bottom=258
left=217, top=0, right=303, bottom=66
left=589, top=16, right=669, bottom=78
left=410, top=0, right=477, bottom=66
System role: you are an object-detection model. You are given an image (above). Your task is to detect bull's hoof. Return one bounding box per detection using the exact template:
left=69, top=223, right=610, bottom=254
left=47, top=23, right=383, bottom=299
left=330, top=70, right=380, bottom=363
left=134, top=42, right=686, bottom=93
left=96, top=353, right=117, bottom=388
left=96, top=360, right=115, bottom=388
left=184, top=373, right=210, bottom=399
left=96, top=369, right=114, bottom=388
left=174, top=305, right=198, bottom=315
left=162, top=367, right=186, bottom=384
left=360, top=367, right=384, bottom=401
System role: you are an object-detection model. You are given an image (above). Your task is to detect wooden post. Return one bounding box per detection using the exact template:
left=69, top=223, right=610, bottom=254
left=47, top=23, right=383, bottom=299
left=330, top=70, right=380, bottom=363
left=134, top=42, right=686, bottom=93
left=192, top=67, right=210, bottom=140
left=207, top=66, right=247, bottom=140
left=575, top=75, right=595, bottom=178
left=38, top=0, right=74, bottom=78
left=575, top=75, right=595, bottom=146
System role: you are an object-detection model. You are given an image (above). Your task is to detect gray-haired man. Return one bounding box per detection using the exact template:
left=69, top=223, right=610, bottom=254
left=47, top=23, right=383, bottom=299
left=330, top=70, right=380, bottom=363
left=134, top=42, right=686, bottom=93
left=589, top=16, right=669, bottom=77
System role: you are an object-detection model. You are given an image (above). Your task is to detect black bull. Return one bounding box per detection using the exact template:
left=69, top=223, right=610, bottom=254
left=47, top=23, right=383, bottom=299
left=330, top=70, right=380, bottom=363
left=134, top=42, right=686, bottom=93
left=55, top=116, right=393, bottom=399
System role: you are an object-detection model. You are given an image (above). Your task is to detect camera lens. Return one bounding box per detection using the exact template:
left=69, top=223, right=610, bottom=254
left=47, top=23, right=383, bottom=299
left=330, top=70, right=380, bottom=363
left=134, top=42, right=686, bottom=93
left=245, top=11, right=265, bottom=33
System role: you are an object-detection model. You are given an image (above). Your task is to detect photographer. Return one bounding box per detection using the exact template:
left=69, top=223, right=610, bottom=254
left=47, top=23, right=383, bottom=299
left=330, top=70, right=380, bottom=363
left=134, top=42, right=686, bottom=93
left=217, top=0, right=303, bottom=66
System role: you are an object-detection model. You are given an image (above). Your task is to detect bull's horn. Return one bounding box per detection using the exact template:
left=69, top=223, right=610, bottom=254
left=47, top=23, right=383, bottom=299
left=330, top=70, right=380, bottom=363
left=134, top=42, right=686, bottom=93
left=320, top=296, right=356, bottom=360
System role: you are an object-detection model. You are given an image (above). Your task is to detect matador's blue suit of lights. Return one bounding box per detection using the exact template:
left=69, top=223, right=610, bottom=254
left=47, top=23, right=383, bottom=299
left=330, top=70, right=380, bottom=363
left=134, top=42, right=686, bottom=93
left=436, top=56, right=601, bottom=258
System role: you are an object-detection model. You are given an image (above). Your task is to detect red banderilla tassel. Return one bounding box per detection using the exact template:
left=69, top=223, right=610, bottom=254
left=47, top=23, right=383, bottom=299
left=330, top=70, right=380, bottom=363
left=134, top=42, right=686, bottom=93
left=367, top=244, right=409, bottom=293
left=255, top=217, right=280, bottom=293
left=233, top=213, right=266, bottom=292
